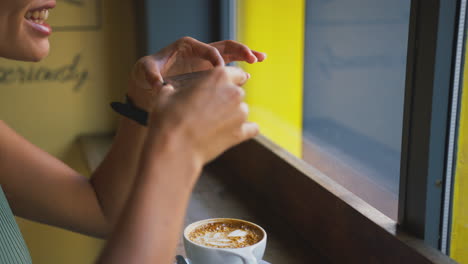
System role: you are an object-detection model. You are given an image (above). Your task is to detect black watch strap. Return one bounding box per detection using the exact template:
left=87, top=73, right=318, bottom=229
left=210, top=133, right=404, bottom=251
left=110, top=95, right=149, bottom=126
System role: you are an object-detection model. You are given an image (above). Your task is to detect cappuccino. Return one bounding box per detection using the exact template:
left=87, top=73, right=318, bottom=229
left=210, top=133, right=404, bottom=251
left=188, top=220, right=263, bottom=249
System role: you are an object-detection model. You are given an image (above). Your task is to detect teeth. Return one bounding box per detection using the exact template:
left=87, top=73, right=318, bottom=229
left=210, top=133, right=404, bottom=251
left=25, top=9, right=49, bottom=24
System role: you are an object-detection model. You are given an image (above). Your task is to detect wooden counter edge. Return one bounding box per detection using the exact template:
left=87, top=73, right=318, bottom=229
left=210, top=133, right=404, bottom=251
left=207, top=135, right=456, bottom=264
left=78, top=134, right=456, bottom=264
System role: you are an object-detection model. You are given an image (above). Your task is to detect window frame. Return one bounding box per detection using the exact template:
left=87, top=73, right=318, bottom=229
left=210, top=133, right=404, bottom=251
left=399, top=0, right=461, bottom=249
left=222, top=0, right=465, bottom=254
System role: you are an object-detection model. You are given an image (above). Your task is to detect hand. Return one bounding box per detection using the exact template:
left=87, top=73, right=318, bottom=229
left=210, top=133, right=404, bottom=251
left=128, top=37, right=266, bottom=111
left=149, top=66, right=259, bottom=168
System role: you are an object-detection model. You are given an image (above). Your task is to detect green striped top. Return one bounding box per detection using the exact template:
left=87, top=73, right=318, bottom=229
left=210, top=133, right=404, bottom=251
left=0, top=186, right=32, bottom=263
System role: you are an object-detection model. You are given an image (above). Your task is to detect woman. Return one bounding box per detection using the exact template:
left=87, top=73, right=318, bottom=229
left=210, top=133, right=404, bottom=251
left=0, top=0, right=266, bottom=263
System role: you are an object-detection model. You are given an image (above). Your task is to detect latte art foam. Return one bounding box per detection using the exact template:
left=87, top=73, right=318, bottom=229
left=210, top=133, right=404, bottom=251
left=188, top=221, right=263, bottom=249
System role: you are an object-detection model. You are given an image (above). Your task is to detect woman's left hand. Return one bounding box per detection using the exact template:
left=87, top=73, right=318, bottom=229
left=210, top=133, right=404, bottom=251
left=128, top=37, right=266, bottom=112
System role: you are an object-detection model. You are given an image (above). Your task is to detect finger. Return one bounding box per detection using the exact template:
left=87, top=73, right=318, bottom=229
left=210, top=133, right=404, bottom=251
left=252, top=50, right=267, bottom=62
left=216, top=41, right=258, bottom=64
left=240, top=122, right=260, bottom=141
left=145, top=71, right=165, bottom=89
left=212, top=40, right=267, bottom=64
left=219, top=84, right=245, bottom=107
left=230, top=44, right=257, bottom=64
left=239, top=102, right=249, bottom=118
left=142, top=59, right=165, bottom=89
left=222, top=67, right=249, bottom=86
left=161, top=83, right=175, bottom=94
left=156, top=83, right=176, bottom=106
left=189, top=38, right=225, bottom=67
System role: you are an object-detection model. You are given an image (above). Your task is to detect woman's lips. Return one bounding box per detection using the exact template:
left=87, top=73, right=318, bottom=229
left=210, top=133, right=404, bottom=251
left=25, top=19, right=52, bottom=36
left=24, top=3, right=55, bottom=37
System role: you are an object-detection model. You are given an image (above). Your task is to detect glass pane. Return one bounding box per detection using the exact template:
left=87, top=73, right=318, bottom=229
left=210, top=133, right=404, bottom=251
left=302, top=0, right=411, bottom=219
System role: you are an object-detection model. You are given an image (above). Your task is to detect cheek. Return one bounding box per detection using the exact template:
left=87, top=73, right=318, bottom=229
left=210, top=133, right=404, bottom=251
left=0, top=0, right=52, bottom=61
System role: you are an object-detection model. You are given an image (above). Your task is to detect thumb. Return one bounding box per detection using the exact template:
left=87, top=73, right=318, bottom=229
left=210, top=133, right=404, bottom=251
left=144, top=67, right=165, bottom=90
left=132, top=59, right=165, bottom=91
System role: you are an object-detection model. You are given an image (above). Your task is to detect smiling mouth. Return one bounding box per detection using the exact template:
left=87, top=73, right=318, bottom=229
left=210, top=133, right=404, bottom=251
left=25, top=8, right=50, bottom=25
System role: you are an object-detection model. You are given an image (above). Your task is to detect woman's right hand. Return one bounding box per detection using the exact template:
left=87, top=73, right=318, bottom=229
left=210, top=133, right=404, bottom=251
left=148, top=66, right=258, bottom=168
left=97, top=66, right=259, bottom=264
left=127, top=37, right=265, bottom=113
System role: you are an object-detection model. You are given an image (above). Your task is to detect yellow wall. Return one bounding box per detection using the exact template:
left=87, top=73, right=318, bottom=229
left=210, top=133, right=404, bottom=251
left=451, top=41, right=468, bottom=263
left=0, top=0, right=136, bottom=263
left=237, top=0, right=305, bottom=157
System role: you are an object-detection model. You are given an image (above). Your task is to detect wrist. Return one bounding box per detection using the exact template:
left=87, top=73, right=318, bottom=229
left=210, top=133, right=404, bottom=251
left=111, top=95, right=150, bottom=126
left=118, top=115, right=148, bottom=134
left=143, top=124, right=204, bottom=186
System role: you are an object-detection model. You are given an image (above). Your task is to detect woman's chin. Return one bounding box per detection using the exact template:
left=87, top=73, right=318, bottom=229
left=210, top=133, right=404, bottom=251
left=28, top=52, right=48, bottom=62
left=1, top=48, right=49, bottom=62
left=17, top=42, right=50, bottom=62
left=27, top=43, right=50, bottom=62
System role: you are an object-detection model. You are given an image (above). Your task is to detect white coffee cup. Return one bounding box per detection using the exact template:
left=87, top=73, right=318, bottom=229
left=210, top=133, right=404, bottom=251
left=183, top=218, right=267, bottom=264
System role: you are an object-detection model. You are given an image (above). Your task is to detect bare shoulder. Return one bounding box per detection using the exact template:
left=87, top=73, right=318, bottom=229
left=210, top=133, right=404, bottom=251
left=0, top=120, right=13, bottom=139
left=0, top=120, right=22, bottom=144
left=0, top=120, right=13, bottom=132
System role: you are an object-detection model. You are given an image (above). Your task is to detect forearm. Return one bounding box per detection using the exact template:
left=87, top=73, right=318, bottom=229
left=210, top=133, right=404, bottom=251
left=97, top=65, right=255, bottom=263
left=97, top=131, right=201, bottom=264
left=90, top=117, right=148, bottom=234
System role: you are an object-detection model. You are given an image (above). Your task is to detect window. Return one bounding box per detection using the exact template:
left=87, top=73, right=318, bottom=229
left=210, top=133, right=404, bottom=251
left=232, top=0, right=466, bottom=254
left=301, top=0, right=411, bottom=220
left=236, top=0, right=410, bottom=221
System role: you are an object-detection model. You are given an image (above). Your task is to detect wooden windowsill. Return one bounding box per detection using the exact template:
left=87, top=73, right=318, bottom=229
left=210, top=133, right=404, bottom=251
left=79, top=134, right=328, bottom=263
left=208, top=135, right=456, bottom=264
left=302, top=135, right=399, bottom=220
left=80, top=133, right=456, bottom=263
